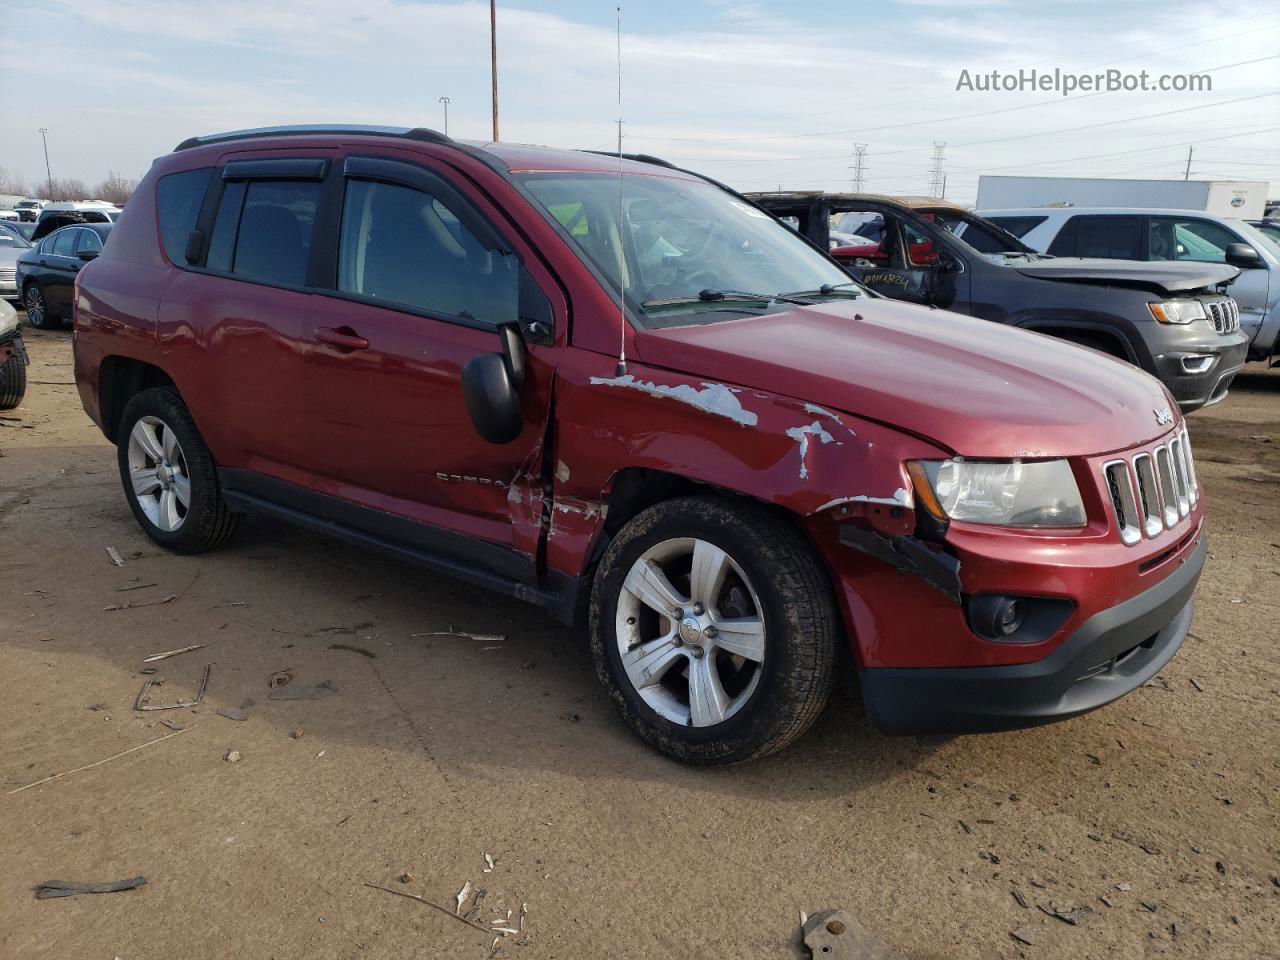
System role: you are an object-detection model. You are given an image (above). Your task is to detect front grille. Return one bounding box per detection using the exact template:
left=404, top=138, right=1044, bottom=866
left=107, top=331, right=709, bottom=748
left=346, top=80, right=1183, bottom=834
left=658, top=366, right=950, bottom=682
left=1101, top=427, right=1198, bottom=546
left=1206, top=298, right=1239, bottom=334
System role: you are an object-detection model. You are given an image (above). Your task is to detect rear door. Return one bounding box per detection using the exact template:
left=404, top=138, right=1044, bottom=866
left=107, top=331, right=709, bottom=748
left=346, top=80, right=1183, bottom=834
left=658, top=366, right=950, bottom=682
left=1046, top=215, right=1143, bottom=259
left=296, top=151, right=559, bottom=566
left=42, top=227, right=82, bottom=313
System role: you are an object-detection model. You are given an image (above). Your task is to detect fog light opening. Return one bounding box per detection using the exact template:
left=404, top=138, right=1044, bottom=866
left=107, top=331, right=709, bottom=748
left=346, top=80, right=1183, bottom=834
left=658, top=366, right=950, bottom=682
left=1179, top=355, right=1214, bottom=375
left=969, top=595, right=1026, bottom=641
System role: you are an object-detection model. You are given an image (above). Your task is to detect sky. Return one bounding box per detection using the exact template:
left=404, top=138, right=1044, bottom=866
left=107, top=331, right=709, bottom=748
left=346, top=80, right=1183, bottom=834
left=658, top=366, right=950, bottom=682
left=2, top=0, right=1278, bottom=204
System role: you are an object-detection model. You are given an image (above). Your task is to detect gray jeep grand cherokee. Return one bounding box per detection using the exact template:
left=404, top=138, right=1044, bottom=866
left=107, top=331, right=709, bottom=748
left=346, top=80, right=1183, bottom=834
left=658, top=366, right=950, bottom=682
left=751, top=192, right=1249, bottom=412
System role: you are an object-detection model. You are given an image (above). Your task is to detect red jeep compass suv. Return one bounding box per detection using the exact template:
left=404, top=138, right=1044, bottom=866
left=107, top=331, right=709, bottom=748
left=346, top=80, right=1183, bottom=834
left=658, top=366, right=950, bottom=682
left=73, top=125, right=1206, bottom=764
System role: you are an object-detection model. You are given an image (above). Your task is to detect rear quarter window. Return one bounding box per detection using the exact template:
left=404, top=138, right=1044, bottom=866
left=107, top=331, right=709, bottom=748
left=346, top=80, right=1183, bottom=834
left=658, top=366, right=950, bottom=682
left=155, top=167, right=213, bottom=266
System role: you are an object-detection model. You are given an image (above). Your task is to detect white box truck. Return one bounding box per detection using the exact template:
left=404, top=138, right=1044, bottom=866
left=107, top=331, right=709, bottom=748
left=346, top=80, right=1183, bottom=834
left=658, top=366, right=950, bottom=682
left=976, top=176, right=1269, bottom=219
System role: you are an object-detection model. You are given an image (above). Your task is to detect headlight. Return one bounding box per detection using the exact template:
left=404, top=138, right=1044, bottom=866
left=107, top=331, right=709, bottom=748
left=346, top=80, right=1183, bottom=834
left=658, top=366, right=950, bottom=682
left=0, top=299, right=17, bottom=338
left=1148, top=300, right=1206, bottom=324
left=906, top=458, right=1086, bottom=528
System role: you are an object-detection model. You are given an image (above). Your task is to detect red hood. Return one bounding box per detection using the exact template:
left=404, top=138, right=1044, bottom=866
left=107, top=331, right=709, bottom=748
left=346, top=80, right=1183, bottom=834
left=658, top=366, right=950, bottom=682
left=633, top=299, right=1174, bottom=457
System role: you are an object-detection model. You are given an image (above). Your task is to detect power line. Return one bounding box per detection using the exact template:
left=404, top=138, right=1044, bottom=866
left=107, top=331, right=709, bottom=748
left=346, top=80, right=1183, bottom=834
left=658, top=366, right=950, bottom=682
left=634, top=54, right=1279, bottom=145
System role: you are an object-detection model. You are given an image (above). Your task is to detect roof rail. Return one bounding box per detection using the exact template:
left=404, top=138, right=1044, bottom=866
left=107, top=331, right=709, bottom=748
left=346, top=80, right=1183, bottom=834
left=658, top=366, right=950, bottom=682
left=580, top=150, right=678, bottom=170
left=174, top=124, right=453, bottom=152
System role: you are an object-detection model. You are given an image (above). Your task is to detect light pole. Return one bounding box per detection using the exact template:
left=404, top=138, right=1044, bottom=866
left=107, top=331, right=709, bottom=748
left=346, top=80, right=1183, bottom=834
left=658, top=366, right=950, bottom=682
left=38, top=128, right=52, bottom=200
left=438, top=96, right=451, bottom=136
left=489, top=0, right=499, bottom=141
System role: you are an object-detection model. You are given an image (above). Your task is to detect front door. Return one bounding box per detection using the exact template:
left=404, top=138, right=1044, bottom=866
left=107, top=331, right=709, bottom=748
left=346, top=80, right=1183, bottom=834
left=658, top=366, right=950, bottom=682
left=41, top=227, right=82, bottom=314
left=831, top=208, right=940, bottom=305
left=299, top=153, right=558, bottom=560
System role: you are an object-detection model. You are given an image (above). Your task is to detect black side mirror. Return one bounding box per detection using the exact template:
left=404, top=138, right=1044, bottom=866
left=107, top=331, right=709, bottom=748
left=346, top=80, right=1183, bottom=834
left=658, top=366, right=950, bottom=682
left=1225, top=243, right=1262, bottom=268
left=76, top=249, right=99, bottom=261
left=461, top=322, right=526, bottom=444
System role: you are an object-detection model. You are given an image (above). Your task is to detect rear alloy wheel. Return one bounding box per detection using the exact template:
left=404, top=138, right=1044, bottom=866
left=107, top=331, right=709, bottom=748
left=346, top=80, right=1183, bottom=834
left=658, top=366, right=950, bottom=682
left=23, top=284, right=57, bottom=330
left=590, top=496, right=838, bottom=765
left=117, top=387, right=240, bottom=553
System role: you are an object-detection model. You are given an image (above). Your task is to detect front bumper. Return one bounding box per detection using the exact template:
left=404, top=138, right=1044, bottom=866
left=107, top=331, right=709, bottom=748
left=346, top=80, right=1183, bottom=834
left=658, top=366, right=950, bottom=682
left=1152, top=332, right=1248, bottom=412
left=858, top=533, right=1205, bottom=735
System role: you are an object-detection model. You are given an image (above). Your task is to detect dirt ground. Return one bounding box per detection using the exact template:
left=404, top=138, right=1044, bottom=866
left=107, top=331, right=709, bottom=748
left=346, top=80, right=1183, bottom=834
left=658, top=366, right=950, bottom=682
left=1, top=323, right=1277, bottom=960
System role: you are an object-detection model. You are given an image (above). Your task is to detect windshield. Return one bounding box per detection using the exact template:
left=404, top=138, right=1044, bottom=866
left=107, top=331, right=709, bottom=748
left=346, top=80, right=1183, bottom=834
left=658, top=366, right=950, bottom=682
left=923, top=208, right=1039, bottom=257
left=518, top=173, right=860, bottom=326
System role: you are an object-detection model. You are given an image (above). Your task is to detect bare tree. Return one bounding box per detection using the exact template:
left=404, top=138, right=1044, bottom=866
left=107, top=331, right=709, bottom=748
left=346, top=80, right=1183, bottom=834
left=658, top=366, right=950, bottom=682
left=95, top=170, right=138, bottom=206
left=47, top=178, right=89, bottom=202
left=0, top=166, right=27, bottom=197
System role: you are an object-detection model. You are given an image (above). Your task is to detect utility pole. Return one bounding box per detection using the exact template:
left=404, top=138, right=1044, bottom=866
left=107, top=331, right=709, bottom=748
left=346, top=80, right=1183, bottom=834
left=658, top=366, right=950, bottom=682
left=438, top=96, right=452, bottom=136
left=38, top=128, right=52, bottom=200
left=1184, top=145, right=1193, bottom=180
left=928, top=141, right=946, bottom=198
left=489, top=0, right=500, bottom=141
left=849, top=143, right=867, bottom=192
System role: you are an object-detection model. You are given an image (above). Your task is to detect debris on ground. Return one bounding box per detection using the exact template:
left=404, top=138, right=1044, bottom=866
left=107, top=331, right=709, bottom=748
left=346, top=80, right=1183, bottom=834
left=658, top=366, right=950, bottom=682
left=364, top=881, right=490, bottom=933
left=327, top=643, right=376, bottom=659
left=411, top=626, right=507, bottom=644
left=134, top=665, right=211, bottom=711
left=455, top=880, right=472, bottom=914
left=289, top=729, right=304, bottom=739
left=115, top=582, right=158, bottom=592
left=1010, top=926, right=1037, bottom=946
left=158, top=718, right=184, bottom=731
left=225, top=750, right=242, bottom=763
left=105, top=547, right=125, bottom=567
left=267, top=670, right=292, bottom=689
left=1039, top=903, right=1094, bottom=925
left=800, top=908, right=905, bottom=959
left=1012, top=889, right=1029, bottom=909
left=6, top=729, right=188, bottom=795
left=398, top=873, right=414, bottom=883
left=35, top=876, right=146, bottom=899
left=104, top=593, right=177, bottom=612
left=217, top=704, right=251, bottom=722
left=142, top=643, right=206, bottom=663
left=483, top=853, right=496, bottom=873
left=268, top=679, right=336, bottom=701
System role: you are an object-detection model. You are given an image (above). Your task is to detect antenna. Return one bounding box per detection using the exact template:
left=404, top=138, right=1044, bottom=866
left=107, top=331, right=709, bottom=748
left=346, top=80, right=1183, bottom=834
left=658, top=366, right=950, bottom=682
left=614, top=5, right=627, bottom=377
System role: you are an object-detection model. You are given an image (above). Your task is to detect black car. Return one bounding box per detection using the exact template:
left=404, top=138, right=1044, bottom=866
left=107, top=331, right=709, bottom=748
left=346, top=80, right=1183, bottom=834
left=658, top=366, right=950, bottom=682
left=16, top=222, right=112, bottom=330
left=748, top=192, right=1251, bottom=412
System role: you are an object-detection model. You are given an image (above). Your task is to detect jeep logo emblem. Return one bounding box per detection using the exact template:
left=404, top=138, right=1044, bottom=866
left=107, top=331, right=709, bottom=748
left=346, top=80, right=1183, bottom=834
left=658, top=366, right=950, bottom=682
left=1154, top=406, right=1174, bottom=426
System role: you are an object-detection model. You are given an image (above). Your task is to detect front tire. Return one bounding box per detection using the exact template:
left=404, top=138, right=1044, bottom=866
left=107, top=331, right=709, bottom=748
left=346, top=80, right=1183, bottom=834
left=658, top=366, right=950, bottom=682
left=589, top=495, right=839, bottom=765
left=0, top=345, right=26, bottom=409
left=117, top=387, right=240, bottom=553
left=23, top=283, right=58, bottom=330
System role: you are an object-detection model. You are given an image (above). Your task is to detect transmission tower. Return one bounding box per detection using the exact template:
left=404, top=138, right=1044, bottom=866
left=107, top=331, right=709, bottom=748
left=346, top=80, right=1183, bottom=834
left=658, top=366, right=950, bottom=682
left=849, top=143, right=867, bottom=192
left=928, top=141, right=946, bottom=197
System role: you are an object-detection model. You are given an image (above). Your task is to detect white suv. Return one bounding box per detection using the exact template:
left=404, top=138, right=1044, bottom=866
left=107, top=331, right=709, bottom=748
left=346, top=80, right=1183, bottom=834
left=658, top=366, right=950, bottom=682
left=978, top=206, right=1280, bottom=363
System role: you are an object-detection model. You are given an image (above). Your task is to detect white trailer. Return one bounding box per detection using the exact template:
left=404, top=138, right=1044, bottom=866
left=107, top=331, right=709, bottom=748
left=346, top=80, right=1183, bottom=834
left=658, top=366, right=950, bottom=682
left=976, top=176, right=1269, bottom=219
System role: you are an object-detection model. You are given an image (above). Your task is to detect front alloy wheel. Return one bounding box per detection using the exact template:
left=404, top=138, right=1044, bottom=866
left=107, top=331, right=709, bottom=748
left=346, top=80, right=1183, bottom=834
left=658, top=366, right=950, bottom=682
left=617, top=538, right=766, bottom=727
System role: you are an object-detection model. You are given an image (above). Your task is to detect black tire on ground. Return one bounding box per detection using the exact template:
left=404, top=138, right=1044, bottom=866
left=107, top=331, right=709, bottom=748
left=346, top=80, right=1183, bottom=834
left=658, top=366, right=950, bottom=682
left=0, top=349, right=26, bottom=409
left=23, top=283, right=59, bottom=330
left=116, top=387, right=240, bottom=554
left=589, top=495, right=839, bottom=765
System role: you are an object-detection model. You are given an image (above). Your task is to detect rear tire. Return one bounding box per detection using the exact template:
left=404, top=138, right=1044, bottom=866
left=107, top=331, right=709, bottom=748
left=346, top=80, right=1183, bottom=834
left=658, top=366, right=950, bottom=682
left=117, top=387, right=240, bottom=554
left=0, top=347, right=26, bottom=410
left=23, top=283, right=58, bottom=330
left=589, top=495, right=839, bottom=765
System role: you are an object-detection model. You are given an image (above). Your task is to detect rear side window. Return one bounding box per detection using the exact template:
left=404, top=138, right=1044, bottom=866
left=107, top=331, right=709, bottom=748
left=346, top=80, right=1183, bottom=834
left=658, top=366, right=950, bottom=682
left=985, top=215, right=1047, bottom=238
left=155, top=167, right=213, bottom=265
left=337, top=178, right=517, bottom=326
left=207, top=179, right=320, bottom=286
left=77, top=229, right=102, bottom=254
left=52, top=230, right=77, bottom=257
left=1049, top=216, right=1142, bottom=259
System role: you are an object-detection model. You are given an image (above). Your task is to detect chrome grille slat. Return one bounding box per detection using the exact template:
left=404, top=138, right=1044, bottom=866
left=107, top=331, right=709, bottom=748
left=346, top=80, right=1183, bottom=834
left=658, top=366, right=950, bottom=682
left=1206, top=297, right=1240, bottom=334
left=1102, top=432, right=1198, bottom=545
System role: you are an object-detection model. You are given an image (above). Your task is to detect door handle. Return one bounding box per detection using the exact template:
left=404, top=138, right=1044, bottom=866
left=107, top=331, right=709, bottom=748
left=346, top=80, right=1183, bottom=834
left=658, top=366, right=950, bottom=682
left=316, top=326, right=369, bottom=351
